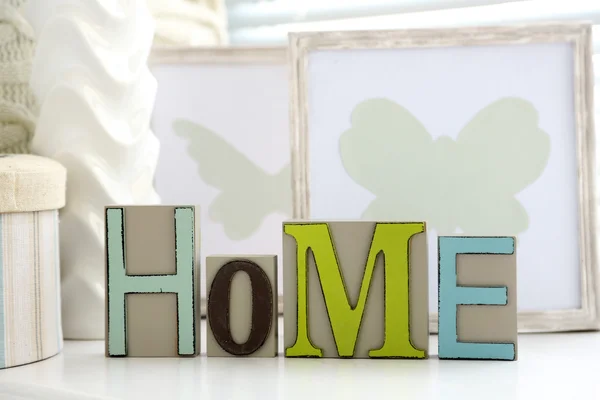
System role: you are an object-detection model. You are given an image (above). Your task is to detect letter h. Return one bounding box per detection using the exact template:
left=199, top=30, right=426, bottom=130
left=105, top=207, right=197, bottom=357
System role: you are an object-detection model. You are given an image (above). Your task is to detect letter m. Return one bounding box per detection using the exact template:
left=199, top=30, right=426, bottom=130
left=284, top=222, right=425, bottom=358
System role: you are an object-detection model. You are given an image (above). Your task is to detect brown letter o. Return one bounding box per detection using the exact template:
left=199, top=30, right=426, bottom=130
left=207, top=260, right=273, bottom=355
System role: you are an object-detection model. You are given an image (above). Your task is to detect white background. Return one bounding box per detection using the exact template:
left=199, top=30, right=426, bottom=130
left=307, top=43, right=581, bottom=312
left=151, top=63, right=290, bottom=297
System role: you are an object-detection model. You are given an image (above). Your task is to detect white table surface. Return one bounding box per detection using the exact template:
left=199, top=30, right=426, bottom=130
left=1, top=318, right=599, bottom=400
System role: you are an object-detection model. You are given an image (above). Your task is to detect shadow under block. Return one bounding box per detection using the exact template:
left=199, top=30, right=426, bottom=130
left=206, top=255, right=278, bottom=357
left=105, top=205, right=201, bottom=357
left=283, top=221, right=429, bottom=358
left=438, top=236, right=517, bottom=361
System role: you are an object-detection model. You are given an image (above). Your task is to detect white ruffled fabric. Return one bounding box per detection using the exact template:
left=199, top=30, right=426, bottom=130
left=23, top=0, right=161, bottom=340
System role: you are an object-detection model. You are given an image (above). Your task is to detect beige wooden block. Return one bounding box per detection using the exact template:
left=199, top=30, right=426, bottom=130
left=438, top=236, right=517, bottom=361
left=206, top=255, right=278, bottom=357
left=283, top=221, right=429, bottom=359
left=105, top=205, right=201, bottom=357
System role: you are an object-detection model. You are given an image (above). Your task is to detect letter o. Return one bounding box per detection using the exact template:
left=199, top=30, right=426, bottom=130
left=207, top=259, right=273, bottom=355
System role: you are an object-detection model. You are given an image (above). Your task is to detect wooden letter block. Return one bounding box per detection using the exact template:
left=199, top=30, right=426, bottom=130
left=283, top=221, right=429, bottom=359
left=206, top=255, right=278, bottom=357
left=438, top=236, right=517, bottom=361
left=105, top=206, right=200, bottom=357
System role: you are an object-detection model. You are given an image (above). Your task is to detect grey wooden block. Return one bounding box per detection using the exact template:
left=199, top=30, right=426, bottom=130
left=206, top=255, right=278, bottom=357
left=105, top=205, right=201, bottom=357
left=283, top=221, right=429, bottom=359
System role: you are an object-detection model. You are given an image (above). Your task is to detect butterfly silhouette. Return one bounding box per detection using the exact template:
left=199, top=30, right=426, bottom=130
left=339, top=97, right=551, bottom=236
left=174, top=119, right=292, bottom=240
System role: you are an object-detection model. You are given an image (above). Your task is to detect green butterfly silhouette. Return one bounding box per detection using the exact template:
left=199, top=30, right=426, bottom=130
left=339, top=97, right=551, bottom=235
left=174, top=119, right=292, bottom=240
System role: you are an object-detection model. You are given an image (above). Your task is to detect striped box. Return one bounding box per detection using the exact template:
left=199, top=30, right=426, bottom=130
left=0, top=155, right=66, bottom=368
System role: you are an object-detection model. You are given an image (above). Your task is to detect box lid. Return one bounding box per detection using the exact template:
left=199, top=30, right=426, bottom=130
left=0, top=154, right=66, bottom=213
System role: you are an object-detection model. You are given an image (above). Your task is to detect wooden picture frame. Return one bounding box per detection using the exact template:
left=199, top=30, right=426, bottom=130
left=289, top=23, right=599, bottom=332
left=149, top=46, right=289, bottom=316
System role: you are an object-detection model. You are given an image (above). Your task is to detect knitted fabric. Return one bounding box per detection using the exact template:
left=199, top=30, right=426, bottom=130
left=0, top=0, right=36, bottom=154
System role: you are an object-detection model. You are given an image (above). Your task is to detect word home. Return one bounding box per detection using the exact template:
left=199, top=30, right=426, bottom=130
left=104, top=206, right=517, bottom=361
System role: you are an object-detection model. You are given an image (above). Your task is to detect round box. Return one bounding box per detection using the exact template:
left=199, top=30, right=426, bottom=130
left=0, top=154, right=66, bottom=368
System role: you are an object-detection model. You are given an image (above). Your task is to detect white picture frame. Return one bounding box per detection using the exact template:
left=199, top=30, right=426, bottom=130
left=289, top=23, right=599, bottom=333
left=149, top=46, right=289, bottom=315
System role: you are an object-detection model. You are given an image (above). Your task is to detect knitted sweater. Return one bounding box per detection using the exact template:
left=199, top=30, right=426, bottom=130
left=0, top=0, right=36, bottom=154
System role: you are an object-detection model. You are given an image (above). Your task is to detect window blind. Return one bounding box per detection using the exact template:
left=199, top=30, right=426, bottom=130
left=227, top=0, right=523, bottom=32
left=227, top=0, right=600, bottom=53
